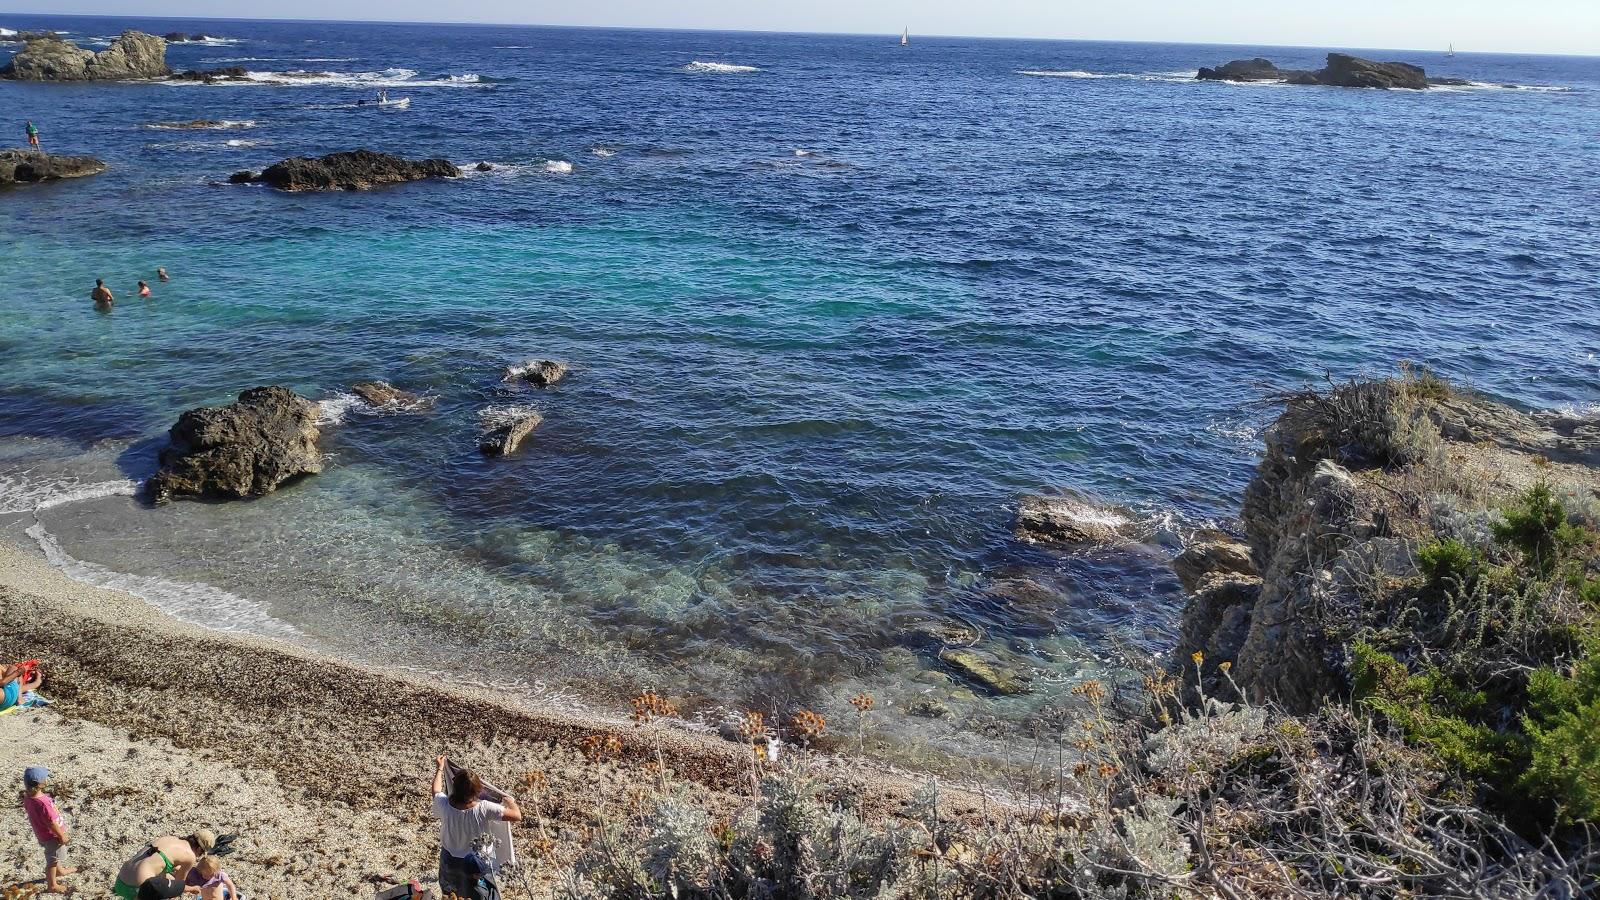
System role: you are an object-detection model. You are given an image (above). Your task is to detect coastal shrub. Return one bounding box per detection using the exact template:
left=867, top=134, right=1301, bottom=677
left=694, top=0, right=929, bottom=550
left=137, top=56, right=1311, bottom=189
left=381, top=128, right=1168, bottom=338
left=1348, top=482, right=1600, bottom=828
left=1281, top=373, right=1446, bottom=470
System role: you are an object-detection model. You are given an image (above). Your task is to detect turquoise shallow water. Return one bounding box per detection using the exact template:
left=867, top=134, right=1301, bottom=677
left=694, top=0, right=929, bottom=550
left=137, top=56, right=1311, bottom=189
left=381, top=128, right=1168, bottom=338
left=3, top=14, right=1600, bottom=765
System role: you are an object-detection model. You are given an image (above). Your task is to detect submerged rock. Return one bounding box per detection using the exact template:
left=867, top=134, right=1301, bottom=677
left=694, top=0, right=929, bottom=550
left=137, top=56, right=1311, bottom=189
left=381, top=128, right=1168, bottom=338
left=147, top=386, right=322, bottom=503
left=906, top=696, right=953, bottom=719
left=941, top=648, right=1030, bottom=696
left=236, top=150, right=460, bottom=192
left=503, top=359, right=569, bottom=387
left=349, top=381, right=430, bottom=411
left=0, top=150, right=106, bottom=185
left=1, top=30, right=169, bottom=81
left=147, top=118, right=250, bottom=130
left=479, top=407, right=543, bottom=456
left=1014, top=493, right=1130, bottom=545
left=1198, top=52, right=1433, bottom=90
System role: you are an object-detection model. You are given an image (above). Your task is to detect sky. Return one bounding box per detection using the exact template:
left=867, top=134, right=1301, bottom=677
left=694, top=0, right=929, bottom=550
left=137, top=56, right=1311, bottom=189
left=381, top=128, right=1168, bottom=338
left=10, top=1, right=1600, bottom=55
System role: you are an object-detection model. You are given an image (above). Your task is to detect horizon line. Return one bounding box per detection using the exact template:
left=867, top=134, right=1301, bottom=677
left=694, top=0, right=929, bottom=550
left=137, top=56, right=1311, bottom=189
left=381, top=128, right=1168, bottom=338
left=5, top=9, right=1599, bottom=59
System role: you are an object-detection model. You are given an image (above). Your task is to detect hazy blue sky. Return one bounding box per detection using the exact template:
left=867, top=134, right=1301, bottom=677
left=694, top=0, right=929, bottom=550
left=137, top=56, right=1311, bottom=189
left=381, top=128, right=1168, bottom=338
left=12, top=1, right=1600, bottom=55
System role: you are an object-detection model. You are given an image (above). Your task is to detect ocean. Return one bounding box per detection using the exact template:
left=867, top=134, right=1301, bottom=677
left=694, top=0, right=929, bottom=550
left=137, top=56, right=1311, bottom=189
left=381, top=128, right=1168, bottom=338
left=2, top=14, right=1598, bottom=768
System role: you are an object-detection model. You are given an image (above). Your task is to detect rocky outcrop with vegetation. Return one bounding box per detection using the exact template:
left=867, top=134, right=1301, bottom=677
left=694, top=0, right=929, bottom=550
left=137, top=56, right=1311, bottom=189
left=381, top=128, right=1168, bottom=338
left=0, top=150, right=105, bottom=185
left=147, top=386, right=323, bottom=502
left=559, top=372, right=1599, bottom=899
left=1, top=30, right=169, bottom=81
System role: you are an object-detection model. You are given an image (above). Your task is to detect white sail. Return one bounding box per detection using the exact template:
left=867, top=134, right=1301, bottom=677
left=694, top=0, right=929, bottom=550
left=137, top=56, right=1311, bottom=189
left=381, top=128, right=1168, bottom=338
left=901, top=28, right=908, bottom=46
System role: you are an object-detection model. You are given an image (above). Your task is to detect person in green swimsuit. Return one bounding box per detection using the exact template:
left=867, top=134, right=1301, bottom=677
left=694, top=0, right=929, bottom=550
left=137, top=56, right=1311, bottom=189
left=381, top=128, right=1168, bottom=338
left=113, top=830, right=215, bottom=898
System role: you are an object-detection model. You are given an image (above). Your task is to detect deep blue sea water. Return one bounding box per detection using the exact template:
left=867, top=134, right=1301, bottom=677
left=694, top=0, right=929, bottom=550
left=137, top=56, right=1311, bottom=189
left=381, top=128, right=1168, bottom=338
left=3, top=15, right=1598, bottom=764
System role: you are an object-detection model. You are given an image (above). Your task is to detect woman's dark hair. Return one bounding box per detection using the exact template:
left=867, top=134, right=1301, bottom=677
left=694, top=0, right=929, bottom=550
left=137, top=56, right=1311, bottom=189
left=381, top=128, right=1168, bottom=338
left=449, top=768, right=482, bottom=806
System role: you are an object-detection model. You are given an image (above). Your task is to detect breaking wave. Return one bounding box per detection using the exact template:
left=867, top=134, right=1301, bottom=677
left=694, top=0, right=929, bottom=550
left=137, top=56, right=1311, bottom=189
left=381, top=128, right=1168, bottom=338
left=143, top=119, right=257, bottom=130
left=170, top=67, right=493, bottom=88
left=685, top=61, right=760, bottom=74
left=26, top=520, right=299, bottom=636
left=0, top=475, right=139, bottom=515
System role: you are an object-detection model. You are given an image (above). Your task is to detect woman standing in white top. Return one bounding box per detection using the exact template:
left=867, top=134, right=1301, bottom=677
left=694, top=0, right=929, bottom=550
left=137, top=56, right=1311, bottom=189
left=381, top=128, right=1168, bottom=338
left=430, top=755, right=522, bottom=900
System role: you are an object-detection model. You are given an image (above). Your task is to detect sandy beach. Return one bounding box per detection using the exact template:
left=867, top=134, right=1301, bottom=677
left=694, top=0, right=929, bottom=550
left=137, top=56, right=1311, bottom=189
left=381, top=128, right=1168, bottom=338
left=0, top=526, right=969, bottom=898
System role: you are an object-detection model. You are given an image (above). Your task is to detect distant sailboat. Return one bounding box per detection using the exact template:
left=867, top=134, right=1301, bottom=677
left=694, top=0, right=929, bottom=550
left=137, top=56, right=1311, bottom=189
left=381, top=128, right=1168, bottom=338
left=1446, top=43, right=1456, bottom=57
left=901, top=28, right=909, bottom=47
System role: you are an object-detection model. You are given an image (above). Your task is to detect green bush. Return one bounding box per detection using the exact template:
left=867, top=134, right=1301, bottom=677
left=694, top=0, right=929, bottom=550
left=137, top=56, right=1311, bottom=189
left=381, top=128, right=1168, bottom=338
left=1520, top=648, right=1600, bottom=823
left=1416, top=539, right=1484, bottom=590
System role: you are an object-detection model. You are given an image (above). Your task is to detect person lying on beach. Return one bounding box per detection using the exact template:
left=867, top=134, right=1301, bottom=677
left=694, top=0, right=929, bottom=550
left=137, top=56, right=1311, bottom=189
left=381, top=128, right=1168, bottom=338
left=432, top=755, right=521, bottom=900
left=192, top=856, right=238, bottom=900
left=113, top=830, right=215, bottom=899
left=91, top=279, right=114, bottom=306
left=1, top=660, right=42, bottom=712
left=138, top=281, right=152, bottom=298
left=22, top=766, right=75, bottom=894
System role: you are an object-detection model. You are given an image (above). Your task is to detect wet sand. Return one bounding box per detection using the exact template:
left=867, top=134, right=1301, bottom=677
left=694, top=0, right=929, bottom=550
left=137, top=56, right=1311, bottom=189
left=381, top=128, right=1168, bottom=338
left=0, top=534, right=974, bottom=897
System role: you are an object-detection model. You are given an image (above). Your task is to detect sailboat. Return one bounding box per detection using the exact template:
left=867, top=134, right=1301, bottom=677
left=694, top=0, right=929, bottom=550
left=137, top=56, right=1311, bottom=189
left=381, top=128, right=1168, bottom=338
left=901, top=28, right=909, bottom=47
left=1446, top=43, right=1456, bottom=58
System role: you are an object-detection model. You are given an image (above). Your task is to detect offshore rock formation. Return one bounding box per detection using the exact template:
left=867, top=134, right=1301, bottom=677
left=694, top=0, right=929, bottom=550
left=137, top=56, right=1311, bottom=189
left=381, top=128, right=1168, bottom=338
left=349, top=381, right=431, bottom=411
left=230, top=150, right=460, bottom=192
left=147, top=387, right=323, bottom=503
left=1, top=30, right=169, bottom=81
left=1174, top=379, right=1600, bottom=711
left=0, top=150, right=106, bottom=185
left=1198, top=52, right=1462, bottom=90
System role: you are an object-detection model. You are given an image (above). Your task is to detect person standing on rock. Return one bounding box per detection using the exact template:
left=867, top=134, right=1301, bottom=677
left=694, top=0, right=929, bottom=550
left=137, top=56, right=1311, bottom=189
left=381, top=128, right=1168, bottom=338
left=91, top=279, right=114, bottom=306
left=24, top=120, right=39, bottom=149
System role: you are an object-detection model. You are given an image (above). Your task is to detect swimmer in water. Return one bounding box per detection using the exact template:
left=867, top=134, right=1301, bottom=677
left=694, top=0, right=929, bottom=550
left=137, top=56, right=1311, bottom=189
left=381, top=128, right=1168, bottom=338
left=157, top=267, right=169, bottom=282
left=138, top=281, right=151, bottom=298
left=90, top=279, right=114, bottom=305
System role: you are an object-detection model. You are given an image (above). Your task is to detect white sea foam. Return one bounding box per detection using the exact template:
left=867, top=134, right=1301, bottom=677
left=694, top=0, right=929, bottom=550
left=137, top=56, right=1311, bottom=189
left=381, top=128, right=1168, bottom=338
left=205, top=56, right=356, bottom=63
left=460, top=160, right=574, bottom=178
left=545, top=160, right=574, bottom=174
left=25, top=520, right=299, bottom=636
left=1019, top=69, right=1199, bottom=84
left=479, top=404, right=541, bottom=428
left=590, top=146, right=617, bottom=157
left=794, top=148, right=815, bottom=157
left=0, top=475, right=139, bottom=515
left=317, top=393, right=361, bottom=425
left=684, top=61, right=760, bottom=74
left=168, top=67, right=489, bottom=88
left=143, top=119, right=257, bottom=130
left=0, top=28, right=16, bottom=38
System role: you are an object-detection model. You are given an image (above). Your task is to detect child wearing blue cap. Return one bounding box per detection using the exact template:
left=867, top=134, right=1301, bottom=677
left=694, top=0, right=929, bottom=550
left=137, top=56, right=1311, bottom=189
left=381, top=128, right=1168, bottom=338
left=22, top=765, right=74, bottom=893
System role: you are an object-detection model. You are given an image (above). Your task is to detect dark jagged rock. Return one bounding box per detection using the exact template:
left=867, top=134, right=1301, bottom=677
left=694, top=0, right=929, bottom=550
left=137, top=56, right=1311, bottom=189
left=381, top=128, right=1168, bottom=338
left=147, top=386, right=322, bottom=503
left=1198, top=52, right=1435, bottom=90
left=474, top=162, right=494, bottom=172
left=163, top=32, right=218, bottom=42
left=235, top=150, right=460, bottom=192
left=168, top=66, right=249, bottom=83
left=0, top=150, right=106, bottom=186
left=1318, top=53, right=1427, bottom=89
left=1, top=30, right=168, bottom=81
left=478, top=408, right=542, bottom=456
left=502, top=359, right=569, bottom=387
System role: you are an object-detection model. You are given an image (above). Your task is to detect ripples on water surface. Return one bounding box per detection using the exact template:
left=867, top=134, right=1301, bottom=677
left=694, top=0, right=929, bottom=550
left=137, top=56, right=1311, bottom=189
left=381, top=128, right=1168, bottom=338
left=2, top=16, right=1598, bottom=768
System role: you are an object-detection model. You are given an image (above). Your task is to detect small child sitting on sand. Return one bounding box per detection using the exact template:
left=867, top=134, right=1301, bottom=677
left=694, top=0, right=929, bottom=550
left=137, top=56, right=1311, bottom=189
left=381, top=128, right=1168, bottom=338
left=193, top=855, right=239, bottom=900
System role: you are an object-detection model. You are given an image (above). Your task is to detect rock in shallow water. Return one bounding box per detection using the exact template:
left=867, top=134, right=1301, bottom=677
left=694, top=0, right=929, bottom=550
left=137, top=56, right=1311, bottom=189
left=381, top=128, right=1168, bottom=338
left=1198, top=52, right=1432, bottom=90
left=349, top=381, right=431, bottom=411
left=1014, top=493, right=1131, bottom=545
left=235, top=150, right=460, bottom=192
left=0, top=150, right=106, bottom=185
left=503, top=359, right=569, bottom=387
left=479, top=407, right=543, bottom=456
left=147, top=386, right=322, bottom=503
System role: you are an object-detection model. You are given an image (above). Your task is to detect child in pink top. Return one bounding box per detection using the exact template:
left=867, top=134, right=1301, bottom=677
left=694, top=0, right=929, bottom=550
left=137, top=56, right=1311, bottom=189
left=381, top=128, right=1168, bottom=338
left=22, top=766, right=74, bottom=893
